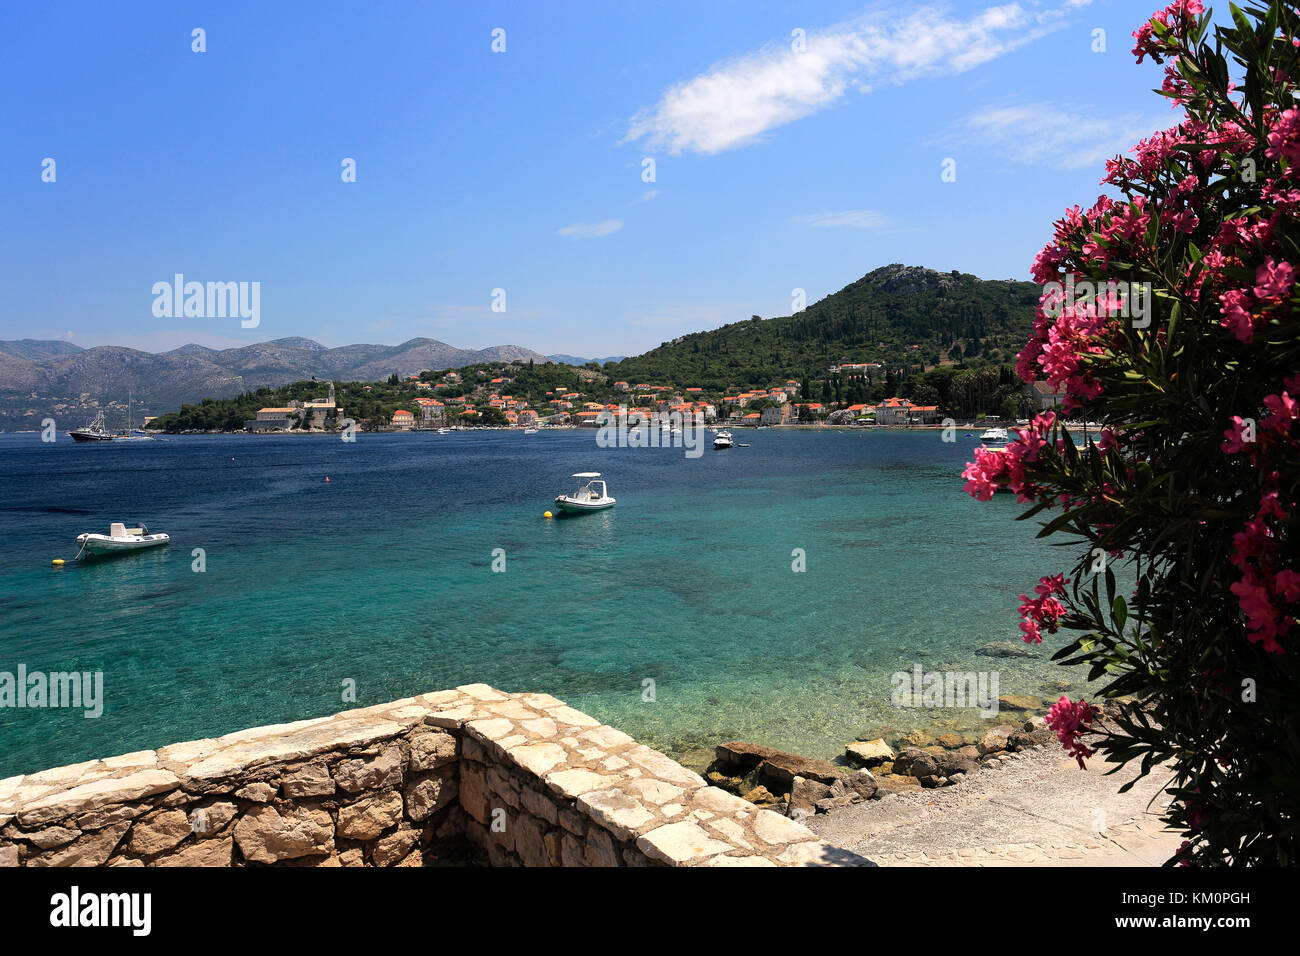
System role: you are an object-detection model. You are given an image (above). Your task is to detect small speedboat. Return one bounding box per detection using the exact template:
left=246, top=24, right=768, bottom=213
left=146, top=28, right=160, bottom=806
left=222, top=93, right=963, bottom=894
left=524, top=428, right=538, bottom=435
left=554, top=473, right=615, bottom=513
left=713, top=430, right=734, bottom=449
left=979, top=427, right=1008, bottom=442
left=75, top=522, right=170, bottom=556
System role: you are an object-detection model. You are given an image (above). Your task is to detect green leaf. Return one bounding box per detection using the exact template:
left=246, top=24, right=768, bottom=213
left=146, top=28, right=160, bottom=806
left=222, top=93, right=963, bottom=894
left=1113, top=594, right=1128, bottom=633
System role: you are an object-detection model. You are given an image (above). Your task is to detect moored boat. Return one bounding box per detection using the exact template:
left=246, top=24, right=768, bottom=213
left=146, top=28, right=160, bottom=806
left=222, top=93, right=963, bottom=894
left=75, top=522, right=170, bottom=556
left=554, top=473, right=615, bottom=513
left=70, top=410, right=114, bottom=442
left=713, top=429, right=734, bottom=449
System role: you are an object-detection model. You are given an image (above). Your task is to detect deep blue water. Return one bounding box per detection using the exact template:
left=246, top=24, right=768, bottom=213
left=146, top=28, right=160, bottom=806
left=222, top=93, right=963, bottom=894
left=0, top=429, right=1089, bottom=777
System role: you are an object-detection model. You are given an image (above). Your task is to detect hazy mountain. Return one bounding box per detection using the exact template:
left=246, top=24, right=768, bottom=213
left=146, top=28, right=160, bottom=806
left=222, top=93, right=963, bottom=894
left=0, top=336, right=552, bottom=429
left=548, top=353, right=626, bottom=366
left=0, top=339, right=85, bottom=362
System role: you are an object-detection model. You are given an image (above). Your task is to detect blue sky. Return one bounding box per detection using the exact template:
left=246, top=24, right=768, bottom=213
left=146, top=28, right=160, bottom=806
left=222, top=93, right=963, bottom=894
left=1, top=0, right=1187, bottom=357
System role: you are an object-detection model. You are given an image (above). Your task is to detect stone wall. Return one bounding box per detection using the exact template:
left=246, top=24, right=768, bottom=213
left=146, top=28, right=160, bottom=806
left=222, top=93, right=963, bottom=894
left=0, top=685, right=867, bottom=867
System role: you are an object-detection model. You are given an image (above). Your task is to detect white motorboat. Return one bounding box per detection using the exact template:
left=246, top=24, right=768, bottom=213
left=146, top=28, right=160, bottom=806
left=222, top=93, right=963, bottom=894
left=524, top=428, right=538, bottom=435
left=438, top=427, right=452, bottom=434
left=75, top=522, right=170, bottom=556
left=554, top=473, right=615, bottom=513
left=713, top=429, right=734, bottom=449
left=979, top=427, right=1009, bottom=442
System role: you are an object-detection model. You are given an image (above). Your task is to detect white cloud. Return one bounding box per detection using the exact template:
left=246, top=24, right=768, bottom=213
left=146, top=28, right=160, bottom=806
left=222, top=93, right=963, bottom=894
left=955, top=102, right=1166, bottom=170
left=623, top=2, right=1080, bottom=155
left=789, top=209, right=888, bottom=228
left=634, top=189, right=661, bottom=203
left=557, top=219, right=624, bottom=238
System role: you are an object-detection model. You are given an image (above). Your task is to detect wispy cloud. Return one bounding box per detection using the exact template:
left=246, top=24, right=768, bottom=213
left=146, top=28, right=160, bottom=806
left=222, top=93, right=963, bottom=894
left=623, top=2, right=1082, bottom=155
left=789, top=209, right=888, bottom=229
left=634, top=190, right=661, bottom=204
left=954, top=102, right=1165, bottom=170
left=557, top=219, right=623, bottom=238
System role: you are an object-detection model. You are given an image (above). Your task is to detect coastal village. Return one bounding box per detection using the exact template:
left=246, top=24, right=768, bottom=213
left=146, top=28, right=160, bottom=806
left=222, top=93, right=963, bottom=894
left=228, top=360, right=1065, bottom=434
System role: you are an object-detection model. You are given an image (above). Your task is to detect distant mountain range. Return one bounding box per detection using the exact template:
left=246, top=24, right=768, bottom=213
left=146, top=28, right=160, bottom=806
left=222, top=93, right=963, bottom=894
left=0, top=264, right=1040, bottom=429
left=546, top=354, right=626, bottom=366
left=0, top=337, right=552, bottom=429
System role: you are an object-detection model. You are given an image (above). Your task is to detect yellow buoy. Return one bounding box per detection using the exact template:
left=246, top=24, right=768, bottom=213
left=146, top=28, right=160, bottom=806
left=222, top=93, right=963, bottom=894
left=51, top=558, right=64, bottom=566
left=543, top=511, right=553, bottom=518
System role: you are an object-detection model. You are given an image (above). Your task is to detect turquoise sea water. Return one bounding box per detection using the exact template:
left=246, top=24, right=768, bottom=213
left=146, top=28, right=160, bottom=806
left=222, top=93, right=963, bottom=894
left=0, top=429, right=1090, bottom=777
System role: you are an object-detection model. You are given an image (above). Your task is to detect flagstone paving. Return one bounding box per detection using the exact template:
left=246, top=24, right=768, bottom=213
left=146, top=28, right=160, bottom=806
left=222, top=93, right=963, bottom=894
left=807, top=741, right=1183, bottom=867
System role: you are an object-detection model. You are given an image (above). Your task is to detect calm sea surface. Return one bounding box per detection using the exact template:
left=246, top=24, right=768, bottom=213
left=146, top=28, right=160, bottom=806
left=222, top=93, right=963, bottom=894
left=0, top=429, right=1092, bottom=777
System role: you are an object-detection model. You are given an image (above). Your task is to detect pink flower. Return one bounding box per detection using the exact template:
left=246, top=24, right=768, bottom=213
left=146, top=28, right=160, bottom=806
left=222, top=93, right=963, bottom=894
left=1253, top=258, right=1295, bottom=302
left=1045, top=695, right=1096, bottom=768
left=962, top=446, right=1008, bottom=502
left=1262, top=390, right=1298, bottom=432
left=1098, top=427, right=1119, bottom=452
left=1035, top=573, right=1070, bottom=597
left=1265, top=108, right=1300, bottom=167
left=1218, top=288, right=1256, bottom=342
left=1221, top=416, right=1253, bottom=453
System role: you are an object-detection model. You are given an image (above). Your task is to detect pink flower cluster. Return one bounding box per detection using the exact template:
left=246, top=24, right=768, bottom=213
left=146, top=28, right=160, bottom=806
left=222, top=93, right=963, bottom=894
left=1265, top=108, right=1300, bottom=168
left=1218, top=258, right=1295, bottom=342
left=1131, top=1, right=1204, bottom=64
left=1222, top=377, right=1300, bottom=652
left=1045, top=695, right=1096, bottom=768
left=1017, top=298, right=1109, bottom=412
left=1018, top=573, right=1071, bottom=644
left=962, top=412, right=1058, bottom=503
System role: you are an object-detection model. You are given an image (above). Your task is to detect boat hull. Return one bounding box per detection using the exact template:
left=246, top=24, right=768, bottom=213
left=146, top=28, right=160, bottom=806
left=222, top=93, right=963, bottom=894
left=553, top=497, right=615, bottom=513
left=76, top=533, right=170, bottom=554
left=70, top=431, right=113, bottom=442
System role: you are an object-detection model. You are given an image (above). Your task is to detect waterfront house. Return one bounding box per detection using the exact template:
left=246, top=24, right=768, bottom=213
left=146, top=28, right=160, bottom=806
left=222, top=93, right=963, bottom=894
left=874, top=397, right=911, bottom=425
left=413, top=397, right=445, bottom=424
left=246, top=406, right=297, bottom=433
left=391, top=409, right=415, bottom=430
left=1027, top=380, right=1066, bottom=410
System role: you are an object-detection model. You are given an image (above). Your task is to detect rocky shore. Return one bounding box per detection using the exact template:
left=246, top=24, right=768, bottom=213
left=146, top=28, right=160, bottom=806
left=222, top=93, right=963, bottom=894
left=705, top=698, right=1131, bottom=821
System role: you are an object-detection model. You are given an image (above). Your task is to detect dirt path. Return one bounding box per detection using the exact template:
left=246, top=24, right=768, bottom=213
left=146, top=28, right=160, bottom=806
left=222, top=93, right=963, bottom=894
left=806, top=742, right=1183, bottom=866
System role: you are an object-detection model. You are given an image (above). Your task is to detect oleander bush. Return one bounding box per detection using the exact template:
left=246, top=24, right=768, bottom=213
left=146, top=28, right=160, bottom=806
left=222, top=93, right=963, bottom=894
left=965, top=0, right=1300, bottom=865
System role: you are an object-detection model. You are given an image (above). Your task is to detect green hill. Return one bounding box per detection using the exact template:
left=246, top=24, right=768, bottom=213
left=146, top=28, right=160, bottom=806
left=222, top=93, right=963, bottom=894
left=605, top=263, right=1040, bottom=390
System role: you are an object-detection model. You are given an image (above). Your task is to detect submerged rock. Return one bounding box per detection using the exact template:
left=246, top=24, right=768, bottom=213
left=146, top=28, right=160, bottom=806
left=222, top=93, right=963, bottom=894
left=976, top=641, right=1037, bottom=659
left=997, top=694, right=1041, bottom=713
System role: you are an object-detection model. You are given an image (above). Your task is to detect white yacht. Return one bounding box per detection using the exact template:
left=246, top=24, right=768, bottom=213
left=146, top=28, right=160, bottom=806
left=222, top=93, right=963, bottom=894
left=713, top=430, right=734, bottom=449
left=554, top=473, right=616, bottom=513
left=979, top=426, right=1009, bottom=443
